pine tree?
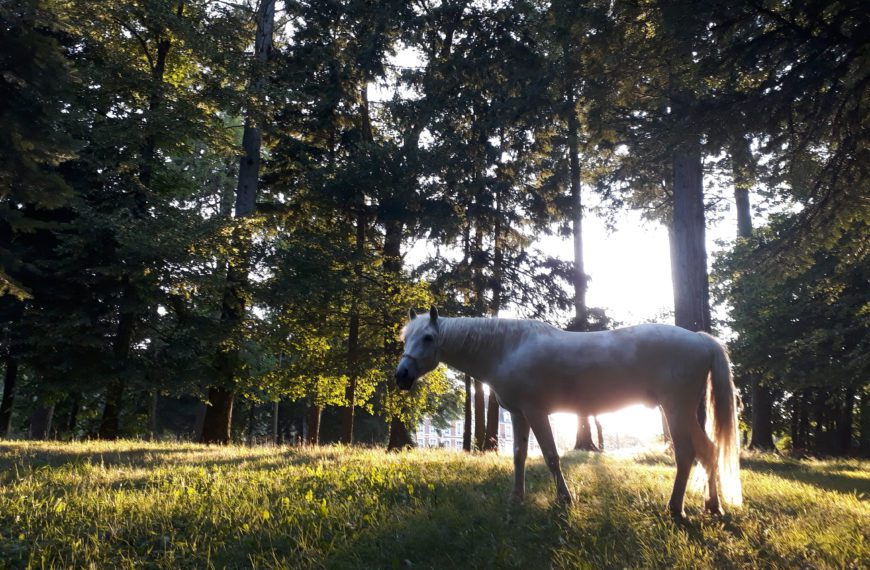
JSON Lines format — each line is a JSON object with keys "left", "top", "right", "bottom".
{"left": 201, "top": 0, "right": 276, "bottom": 444}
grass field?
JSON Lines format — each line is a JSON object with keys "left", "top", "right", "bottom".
{"left": 0, "top": 441, "right": 867, "bottom": 569}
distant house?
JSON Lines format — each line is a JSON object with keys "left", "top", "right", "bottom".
{"left": 417, "top": 408, "right": 555, "bottom": 454}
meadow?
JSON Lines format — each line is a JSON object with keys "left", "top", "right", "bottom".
{"left": 0, "top": 441, "right": 866, "bottom": 569}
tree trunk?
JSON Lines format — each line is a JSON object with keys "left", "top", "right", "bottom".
{"left": 97, "top": 381, "right": 122, "bottom": 440}
{"left": 813, "top": 390, "right": 827, "bottom": 450}
{"left": 483, "top": 391, "right": 500, "bottom": 451}
{"left": 798, "top": 390, "right": 810, "bottom": 449}
{"left": 100, "top": 2, "right": 183, "bottom": 441}
{"left": 66, "top": 392, "right": 80, "bottom": 437}
{"left": 193, "top": 401, "right": 207, "bottom": 440}
{"left": 563, "top": 94, "right": 601, "bottom": 450}
{"left": 595, "top": 417, "right": 604, "bottom": 450}
{"left": 670, "top": 144, "right": 711, "bottom": 334}
{"left": 574, "top": 415, "right": 599, "bottom": 451}
{"left": 340, "top": 79, "right": 372, "bottom": 445}
{"left": 567, "top": 107, "right": 599, "bottom": 452}
{"left": 735, "top": 186, "right": 753, "bottom": 238}
{"left": 305, "top": 403, "right": 320, "bottom": 445}
{"left": 790, "top": 393, "right": 801, "bottom": 448}
{"left": 340, "top": 310, "right": 359, "bottom": 444}
{"left": 99, "top": 292, "right": 136, "bottom": 439}
{"left": 748, "top": 376, "right": 776, "bottom": 451}
{"left": 858, "top": 389, "right": 869, "bottom": 455}
{"left": 482, "top": 161, "right": 504, "bottom": 453}
{"left": 148, "top": 390, "right": 159, "bottom": 441}
{"left": 662, "top": 0, "right": 710, "bottom": 338}
{"left": 473, "top": 379, "right": 485, "bottom": 450}
{"left": 200, "top": 387, "right": 234, "bottom": 444}
{"left": 233, "top": 0, "right": 273, "bottom": 217}
{"left": 839, "top": 386, "right": 855, "bottom": 452}
{"left": 272, "top": 400, "right": 279, "bottom": 445}
{"left": 29, "top": 404, "right": 54, "bottom": 440}
{"left": 732, "top": 138, "right": 755, "bottom": 240}
{"left": 463, "top": 373, "right": 472, "bottom": 452}
{"left": 382, "top": 217, "right": 411, "bottom": 453}
{"left": 668, "top": 144, "right": 711, "bottom": 429}
{"left": 202, "top": 0, "right": 275, "bottom": 444}
{"left": 387, "top": 417, "right": 416, "bottom": 451}
{"left": 0, "top": 356, "right": 18, "bottom": 437}
{"left": 245, "top": 401, "right": 256, "bottom": 446}
{"left": 733, "top": 139, "right": 777, "bottom": 451}
{"left": 277, "top": 400, "right": 295, "bottom": 444}
{"left": 460, "top": 221, "right": 474, "bottom": 455}
{"left": 567, "top": 94, "right": 587, "bottom": 332}
{"left": 202, "top": 340, "right": 239, "bottom": 444}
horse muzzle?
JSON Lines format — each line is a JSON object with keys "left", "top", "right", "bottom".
{"left": 394, "top": 366, "right": 416, "bottom": 390}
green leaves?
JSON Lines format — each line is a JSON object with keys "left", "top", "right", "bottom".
{"left": 714, "top": 215, "right": 869, "bottom": 392}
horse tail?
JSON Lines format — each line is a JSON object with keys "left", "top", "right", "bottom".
{"left": 700, "top": 332, "right": 743, "bottom": 507}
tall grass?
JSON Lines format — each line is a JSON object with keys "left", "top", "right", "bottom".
{"left": 0, "top": 441, "right": 866, "bottom": 569}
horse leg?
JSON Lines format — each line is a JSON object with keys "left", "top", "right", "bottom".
{"left": 688, "top": 418, "right": 722, "bottom": 515}
{"left": 510, "top": 412, "right": 530, "bottom": 502}
{"left": 665, "top": 410, "right": 696, "bottom": 519}
{"left": 525, "top": 410, "right": 573, "bottom": 504}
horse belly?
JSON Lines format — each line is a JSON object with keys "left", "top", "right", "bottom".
{"left": 543, "top": 372, "right": 656, "bottom": 415}
{"left": 498, "top": 334, "right": 666, "bottom": 414}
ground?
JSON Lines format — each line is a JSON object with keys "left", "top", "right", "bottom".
{"left": 0, "top": 441, "right": 867, "bottom": 569}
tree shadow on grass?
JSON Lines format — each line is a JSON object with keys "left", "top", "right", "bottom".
{"left": 741, "top": 455, "right": 870, "bottom": 496}
{"left": 0, "top": 443, "right": 192, "bottom": 470}
{"left": 0, "top": 443, "right": 572, "bottom": 569}
{"left": 0, "top": 442, "right": 327, "bottom": 474}
{"left": 626, "top": 448, "right": 869, "bottom": 496}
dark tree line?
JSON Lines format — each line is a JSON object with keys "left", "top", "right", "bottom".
{"left": 1, "top": 0, "right": 867, "bottom": 454}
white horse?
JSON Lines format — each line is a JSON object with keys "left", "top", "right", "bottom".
{"left": 395, "top": 307, "right": 742, "bottom": 517}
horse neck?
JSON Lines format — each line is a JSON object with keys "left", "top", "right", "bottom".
{"left": 437, "top": 317, "right": 515, "bottom": 381}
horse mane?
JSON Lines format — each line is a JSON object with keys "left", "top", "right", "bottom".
{"left": 438, "top": 317, "right": 559, "bottom": 353}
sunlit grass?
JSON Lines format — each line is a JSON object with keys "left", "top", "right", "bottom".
{"left": 0, "top": 441, "right": 867, "bottom": 569}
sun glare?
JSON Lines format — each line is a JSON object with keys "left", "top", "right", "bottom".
{"left": 549, "top": 405, "right": 664, "bottom": 453}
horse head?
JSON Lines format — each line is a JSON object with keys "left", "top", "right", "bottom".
{"left": 395, "top": 306, "right": 440, "bottom": 390}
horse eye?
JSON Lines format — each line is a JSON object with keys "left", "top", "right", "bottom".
{"left": 422, "top": 334, "right": 434, "bottom": 343}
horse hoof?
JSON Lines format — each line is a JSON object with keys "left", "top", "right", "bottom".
{"left": 669, "top": 508, "right": 686, "bottom": 521}
{"left": 557, "top": 492, "right": 574, "bottom": 506}
{"left": 509, "top": 492, "right": 525, "bottom": 504}
{"left": 705, "top": 501, "right": 724, "bottom": 516}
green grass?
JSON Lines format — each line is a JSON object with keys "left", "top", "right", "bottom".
{"left": 0, "top": 442, "right": 866, "bottom": 569}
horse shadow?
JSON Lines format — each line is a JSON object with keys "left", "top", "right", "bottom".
{"left": 318, "top": 453, "right": 576, "bottom": 569}
{"left": 319, "top": 451, "right": 647, "bottom": 568}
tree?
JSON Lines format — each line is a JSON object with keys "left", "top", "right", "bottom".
{"left": 714, "top": 215, "right": 869, "bottom": 453}
{"left": 1, "top": 0, "right": 254, "bottom": 443}
{"left": 405, "top": 0, "right": 574, "bottom": 452}
{"left": 704, "top": 0, "right": 869, "bottom": 263}
{"left": 730, "top": 137, "right": 775, "bottom": 451}
{"left": 0, "top": 0, "right": 80, "bottom": 437}
{"left": 201, "top": 0, "right": 276, "bottom": 444}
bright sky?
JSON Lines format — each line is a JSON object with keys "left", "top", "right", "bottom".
{"left": 533, "top": 191, "right": 742, "bottom": 326}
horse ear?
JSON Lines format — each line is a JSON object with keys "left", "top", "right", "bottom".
{"left": 429, "top": 305, "right": 439, "bottom": 323}
{"left": 408, "top": 308, "right": 417, "bottom": 321}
